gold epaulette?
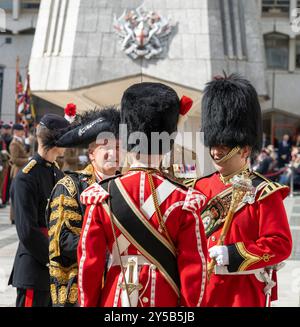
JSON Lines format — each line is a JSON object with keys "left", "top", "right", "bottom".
{"left": 56, "top": 175, "right": 77, "bottom": 197}
{"left": 22, "top": 159, "right": 37, "bottom": 174}
{"left": 183, "top": 178, "right": 197, "bottom": 188}
{"left": 258, "top": 181, "right": 289, "bottom": 201}
{"left": 76, "top": 164, "right": 95, "bottom": 185}
{"left": 76, "top": 163, "right": 94, "bottom": 176}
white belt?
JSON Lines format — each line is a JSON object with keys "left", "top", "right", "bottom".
{"left": 108, "top": 254, "right": 151, "bottom": 269}
{"left": 215, "top": 266, "right": 264, "bottom": 276}
{"left": 109, "top": 255, "right": 153, "bottom": 307}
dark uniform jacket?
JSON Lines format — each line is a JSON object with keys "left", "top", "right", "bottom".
{"left": 9, "top": 153, "right": 64, "bottom": 291}
{"left": 46, "top": 164, "right": 95, "bottom": 306}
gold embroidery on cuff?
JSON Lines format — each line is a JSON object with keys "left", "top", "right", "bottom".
{"left": 235, "top": 242, "right": 262, "bottom": 271}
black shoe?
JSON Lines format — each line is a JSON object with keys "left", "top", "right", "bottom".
{"left": 11, "top": 220, "right": 15, "bottom": 225}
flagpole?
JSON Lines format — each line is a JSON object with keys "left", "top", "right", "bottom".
{"left": 15, "top": 56, "right": 20, "bottom": 123}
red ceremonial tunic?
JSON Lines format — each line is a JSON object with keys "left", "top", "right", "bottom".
{"left": 77, "top": 170, "right": 208, "bottom": 307}
{"left": 195, "top": 172, "right": 292, "bottom": 307}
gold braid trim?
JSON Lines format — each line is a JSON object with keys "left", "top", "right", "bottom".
{"left": 213, "top": 146, "right": 241, "bottom": 165}
{"left": 235, "top": 242, "right": 262, "bottom": 271}
{"left": 49, "top": 262, "right": 78, "bottom": 284}
{"left": 57, "top": 176, "right": 77, "bottom": 197}
{"left": 49, "top": 194, "right": 65, "bottom": 258}
{"left": 49, "top": 210, "right": 81, "bottom": 222}
{"left": 50, "top": 196, "right": 78, "bottom": 209}
{"left": 183, "top": 178, "right": 197, "bottom": 188}
{"left": 219, "top": 162, "right": 249, "bottom": 185}
{"left": 48, "top": 225, "right": 57, "bottom": 237}
{"left": 58, "top": 286, "right": 67, "bottom": 304}
{"left": 68, "top": 283, "right": 78, "bottom": 304}
{"left": 258, "top": 182, "right": 289, "bottom": 202}
{"left": 50, "top": 284, "right": 58, "bottom": 305}
{"left": 77, "top": 163, "right": 94, "bottom": 176}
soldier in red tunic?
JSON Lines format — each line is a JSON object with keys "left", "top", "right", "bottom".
{"left": 193, "top": 74, "right": 292, "bottom": 307}
{"left": 77, "top": 83, "right": 208, "bottom": 307}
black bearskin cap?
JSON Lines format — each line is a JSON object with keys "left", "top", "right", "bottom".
{"left": 56, "top": 106, "right": 120, "bottom": 148}
{"left": 121, "top": 82, "right": 180, "bottom": 154}
{"left": 201, "top": 74, "right": 262, "bottom": 154}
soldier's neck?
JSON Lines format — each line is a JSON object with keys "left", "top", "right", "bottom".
{"left": 37, "top": 147, "right": 57, "bottom": 163}
{"left": 219, "top": 162, "right": 250, "bottom": 185}
{"left": 129, "top": 153, "right": 162, "bottom": 169}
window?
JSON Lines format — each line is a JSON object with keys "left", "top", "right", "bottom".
{"left": 0, "top": 67, "right": 4, "bottom": 117}
{"left": 264, "top": 33, "right": 289, "bottom": 69}
{"left": 262, "top": 0, "right": 290, "bottom": 16}
{"left": 296, "top": 37, "right": 300, "bottom": 69}
{"left": 0, "top": 0, "right": 13, "bottom": 11}
{"left": 21, "top": 0, "right": 40, "bottom": 10}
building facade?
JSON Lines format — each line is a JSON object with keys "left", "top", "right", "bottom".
{"left": 260, "top": 0, "right": 300, "bottom": 145}
{"left": 0, "top": 0, "right": 40, "bottom": 122}
{"left": 3, "top": 1, "right": 300, "bottom": 145}
{"left": 28, "top": 0, "right": 267, "bottom": 175}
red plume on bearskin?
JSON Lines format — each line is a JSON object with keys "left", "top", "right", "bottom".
{"left": 178, "top": 95, "right": 193, "bottom": 127}
{"left": 64, "top": 103, "right": 76, "bottom": 123}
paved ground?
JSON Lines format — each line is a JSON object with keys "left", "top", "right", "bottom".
{"left": 0, "top": 196, "right": 299, "bottom": 307}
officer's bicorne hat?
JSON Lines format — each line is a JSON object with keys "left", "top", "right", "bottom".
{"left": 121, "top": 82, "right": 193, "bottom": 155}
{"left": 55, "top": 107, "right": 120, "bottom": 148}
{"left": 201, "top": 73, "right": 262, "bottom": 161}
{"left": 39, "top": 114, "right": 70, "bottom": 150}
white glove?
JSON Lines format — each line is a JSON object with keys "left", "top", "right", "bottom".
{"left": 208, "top": 245, "right": 229, "bottom": 266}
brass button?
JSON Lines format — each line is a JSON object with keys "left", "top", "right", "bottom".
{"left": 142, "top": 297, "right": 149, "bottom": 303}
{"left": 211, "top": 236, "right": 216, "bottom": 242}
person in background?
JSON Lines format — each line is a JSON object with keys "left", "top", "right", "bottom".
{"left": 9, "top": 124, "right": 29, "bottom": 223}
{"left": 0, "top": 124, "right": 12, "bottom": 206}
{"left": 278, "top": 134, "right": 291, "bottom": 168}
{"left": 9, "top": 124, "right": 29, "bottom": 179}
{"left": 46, "top": 107, "right": 120, "bottom": 307}
{"left": 8, "top": 114, "right": 70, "bottom": 307}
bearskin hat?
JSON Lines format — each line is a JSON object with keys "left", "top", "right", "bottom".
{"left": 121, "top": 82, "right": 180, "bottom": 155}
{"left": 201, "top": 74, "right": 262, "bottom": 154}
{"left": 56, "top": 106, "right": 120, "bottom": 148}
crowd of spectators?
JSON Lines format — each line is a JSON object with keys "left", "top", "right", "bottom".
{"left": 0, "top": 122, "right": 89, "bottom": 210}
{"left": 253, "top": 133, "right": 300, "bottom": 191}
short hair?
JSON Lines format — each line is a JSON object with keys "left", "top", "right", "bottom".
{"left": 36, "top": 124, "right": 59, "bottom": 150}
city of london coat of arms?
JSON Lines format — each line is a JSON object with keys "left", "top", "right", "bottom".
{"left": 113, "top": 5, "right": 174, "bottom": 59}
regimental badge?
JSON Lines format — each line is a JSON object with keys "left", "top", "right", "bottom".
{"left": 201, "top": 195, "right": 231, "bottom": 237}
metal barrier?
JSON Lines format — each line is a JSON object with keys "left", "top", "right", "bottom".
{"left": 289, "top": 166, "right": 294, "bottom": 197}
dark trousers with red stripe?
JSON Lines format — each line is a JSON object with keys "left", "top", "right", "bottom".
{"left": 16, "top": 288, "right": 51, "bottom": 307}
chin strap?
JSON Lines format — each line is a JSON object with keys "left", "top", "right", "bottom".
{"left": 211, "top": 146, "right": 241, "bottom": 165}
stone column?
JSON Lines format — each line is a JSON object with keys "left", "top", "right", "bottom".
{"left": 289, "top": 37, "right": 296, "bottom": 72}
{"left": 12, "top": 0, "right": 20, "bottom": 20}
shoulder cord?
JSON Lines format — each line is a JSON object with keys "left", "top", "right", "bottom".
{"left": 107, "top": 180, "right": 132, "bottom": 307}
